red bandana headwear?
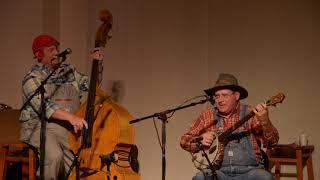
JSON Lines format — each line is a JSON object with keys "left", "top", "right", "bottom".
{"left": 32, "top": 35, "right": 60, "bottom": 59}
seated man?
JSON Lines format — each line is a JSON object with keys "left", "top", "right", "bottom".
{"left": 180, "top": 73, "right": 279, "bottom": 180}
{"left": 19, "top": 34, "right": 103, "bottom": 179}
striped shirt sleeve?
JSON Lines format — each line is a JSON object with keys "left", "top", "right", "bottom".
{"left": 22, "top": 73, "right": 60, "bottom": 119}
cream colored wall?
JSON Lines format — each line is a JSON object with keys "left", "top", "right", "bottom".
{"left": 0, "top": 0, "right": 42, "bottom": 108}
{"left": 0, "top": 0, "right": 319, "bottom": 179}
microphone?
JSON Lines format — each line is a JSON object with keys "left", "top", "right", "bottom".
{"left": 204, "top": 88, "right": 215, "bottom": 106}
{"left": 206, "top": 95, "right": 215, "bottom": 106}
{"left": 57, "top": 48, "right": 72, "bottom": 57}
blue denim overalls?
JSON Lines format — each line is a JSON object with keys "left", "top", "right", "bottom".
{"left": 192, "top": 105, "right": 273, "bottom": 180}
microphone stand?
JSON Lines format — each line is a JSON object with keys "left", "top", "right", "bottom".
{"left": 130, "top": 96, "right": 214, "bottom": 180}
{"left": 196, "top": 142, "right": 217, "bottom": 180}
{"left": 20, "top": 56, "right": 68, "bottom": 180}
{"left": 64, "top": 148, "right": 81, "bottom": 180}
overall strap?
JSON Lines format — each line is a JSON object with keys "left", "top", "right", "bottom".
{"left": 240, "top": 104, "right": 249, "bottom": 129}
{"left": 240, "top": 104, "right": 248, "bottom": 119}
{"left": 214, "top": 109, "right": 222, "bottom": 128}
{"left": 225, "top": 104, "right": 250, "bottom": 142}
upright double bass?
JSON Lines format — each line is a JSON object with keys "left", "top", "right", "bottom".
{"left": 68, "top": 9, "right": 140, "bottom": 180}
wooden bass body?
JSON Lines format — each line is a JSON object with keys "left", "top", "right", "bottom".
{"left": 68, "top": 88, "right": 140, "bottom": 179}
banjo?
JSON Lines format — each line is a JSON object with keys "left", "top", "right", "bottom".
{"left": 191, "top": 92, "right": 285, "bottom": 170}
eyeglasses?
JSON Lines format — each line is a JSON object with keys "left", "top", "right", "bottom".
{"left": 213, "top": 92, "right": 234, "bottom": 100}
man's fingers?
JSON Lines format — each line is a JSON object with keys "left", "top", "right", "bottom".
{"left": 83, "top": 120, "right": 88, "bottom": 129}
{"left": 262, "top": 103, "right": 267, "bottom": 108}
{"left": 79, "top": 123, "right": 83, "bottom": 130}
{"left": 202, "top": 138, "right": 213, "bottom": 146}
{"left": 73, "top": 126, "right": 78, "bottom": 133}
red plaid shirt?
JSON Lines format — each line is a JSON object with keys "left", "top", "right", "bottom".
{"left": 180, "top": 103, "right": 279, "bottom": 163}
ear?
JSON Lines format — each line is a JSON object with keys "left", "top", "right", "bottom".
{"left": 234, "top": 91, "right": 240, "bottom": 101}
{"left": 35, "top": 50, "right": 44, "bottom": 60}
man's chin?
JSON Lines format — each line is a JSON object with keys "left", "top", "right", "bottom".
{"left": 218, "top": 108, "right": 230, "bottom": 115}
{"left": 217, "top": 106, "right": 226, "bottom": 112}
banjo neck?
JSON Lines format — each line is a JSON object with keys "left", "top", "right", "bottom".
{"left": 217, "top": 92, "right": 285, "bottom": 144}
{"left": 218, "top": 111, "right": 255, "bottom": 143}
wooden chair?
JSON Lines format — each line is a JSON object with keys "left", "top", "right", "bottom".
{"left": 267, "top": 144, "right": 314, "bottom": 180}
{"left": 0, "top": 104, "right": 37, "bottom": 180}
{"left": 0, "top": 143, "right": 37, "bottom": 180}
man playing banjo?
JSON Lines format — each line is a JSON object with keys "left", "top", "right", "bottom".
{"left": 180, "top": 73, "right": 279, "bottom": 180}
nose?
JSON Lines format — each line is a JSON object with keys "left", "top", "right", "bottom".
{"left": 215, "top": 96, "right": 224, "bottom": 102}
{"left": 53, "top": 49, "right": 59, "bottom": 55}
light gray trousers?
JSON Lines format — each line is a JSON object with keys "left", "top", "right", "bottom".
{"left": 28, "top": 121, "right": 74, "bottom": 180}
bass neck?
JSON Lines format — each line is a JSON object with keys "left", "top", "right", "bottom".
{"left": 81, "top": 59, "right": 100, "bottom": 148}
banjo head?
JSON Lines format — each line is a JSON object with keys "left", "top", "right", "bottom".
{"left": 191, "top": 131, "right": 224, "bottom": 170}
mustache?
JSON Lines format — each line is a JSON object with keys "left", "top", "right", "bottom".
{"left": 50, "top": 57, "right": 58, "bottom": 62}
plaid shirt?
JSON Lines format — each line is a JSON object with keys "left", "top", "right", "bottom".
{"left": 180, "top": 103, "right": 279, "bottom": 163}
{"left": 20, "top": 62, "right": 89, "bottom": 123}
